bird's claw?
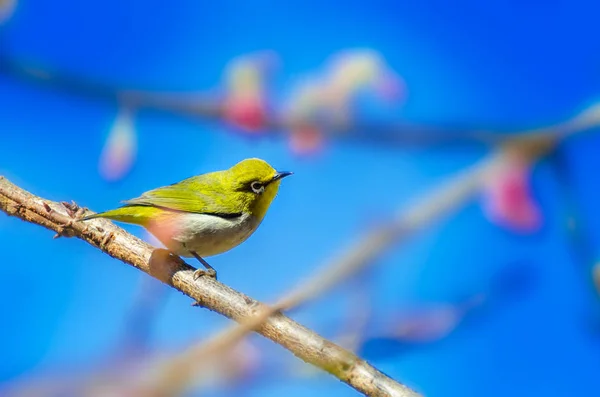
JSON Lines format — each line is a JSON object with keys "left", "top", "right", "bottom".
{"left": 193, "top": 268, "right": 217, "bottom": 280}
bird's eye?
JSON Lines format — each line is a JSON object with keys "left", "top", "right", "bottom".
{"left": 250, "top": 181, "right": 265, "bottom": 194}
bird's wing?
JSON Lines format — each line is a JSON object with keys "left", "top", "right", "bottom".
{"left": 122, "top": 174, "right": 243, "bottom": 218}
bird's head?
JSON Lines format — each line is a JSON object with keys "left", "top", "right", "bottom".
{"left": 227, "top": 158, "right": 292, "bottom": 220}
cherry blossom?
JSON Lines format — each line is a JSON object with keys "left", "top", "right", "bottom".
{"left": 483, "top": 156, "right": 541, "bottom": 232}
{"left": 222, "top": 52, "right": 277, "bottom": 133}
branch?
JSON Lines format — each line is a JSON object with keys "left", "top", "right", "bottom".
{"left": 159, "top": 104, "right": 600, "bottom": 384}
{"left": 0, "top": 177, "right": 421, "bottom": 397}
{"left": 0, "top": 56, "right": 544, "bottom": 149}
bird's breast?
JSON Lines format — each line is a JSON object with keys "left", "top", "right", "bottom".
{"left": 148, "top": 211, "right": 260, "bottom": 257}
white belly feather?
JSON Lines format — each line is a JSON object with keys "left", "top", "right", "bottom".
{"left": 150, "top": 212, "right": 260, "bottom": 257}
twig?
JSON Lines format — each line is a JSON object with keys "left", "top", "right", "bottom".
{"left": 0, "top": 55, "right": 556, "bottom": 149}
{"left": 0, "top": 177, "right": 421, "bottom": 397}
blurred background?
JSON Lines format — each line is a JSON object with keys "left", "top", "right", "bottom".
{"left": 2, "top": 1, "right": 600, "bottom": 396}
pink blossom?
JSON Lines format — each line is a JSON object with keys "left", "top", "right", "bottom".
{"left": 222, "top": 52, "right": 277, "bottom": 133}
{"left": 483, "top": 157, "right": 541, "bottom": 232}
{"left": 282, "top": 49, "right": 406, "bottom": 156}
{"left": 223, "top": 94, "right": 267, "bottom": 133}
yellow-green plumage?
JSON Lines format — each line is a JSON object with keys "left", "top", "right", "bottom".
{"left": 82, "top": 158, "right": 291, "bottom": 261}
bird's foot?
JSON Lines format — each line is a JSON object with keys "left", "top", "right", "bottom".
{"left": 185, "top": 247, "right": 218, "bottom": 281}
{"left": 193, "top": 268, "right": 217, "bottom": 280}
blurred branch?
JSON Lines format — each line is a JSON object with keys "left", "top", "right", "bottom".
{"left": 0, "top": 56, "right": 554, "bottom": 149}
{"left": 0, "top": 177, "right": 420, "bottom": 397}
{"left": 157, "top": 104, "right": 600, "bottom": 385}
{"left": 151, "top": 152, "right": 505, "bottom": 391}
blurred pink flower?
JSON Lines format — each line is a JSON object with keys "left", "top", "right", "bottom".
{"left": 222, "top": 51, "right": 278, "bottom": 133}
{"left": 223, "top": 94, "right": 267, "bottom": 133}
{"left": 99, "top": 108, "right": 137, "bottom": 182}
{"left": 483, "top": 156, "right": 541, "bottom": 232}
{"left": 286, "top": 50, "right": 404, "bottom": 127}
{"left": 325, "top": 49, "right": 405, "bottom": 105}
{"left": 282, "top": 49, "right": 406, "bottom": 155}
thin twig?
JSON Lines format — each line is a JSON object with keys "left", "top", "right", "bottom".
{"left": 0, "top": 177, "right": 421, "bottom": 397}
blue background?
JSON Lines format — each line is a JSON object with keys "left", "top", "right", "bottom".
{"left": 2, "top": 1, "right": 600, "bottom": 396}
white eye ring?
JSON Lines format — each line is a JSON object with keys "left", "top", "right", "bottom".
{"left": 251, "top": 181, "right": 265, "bottom": 194}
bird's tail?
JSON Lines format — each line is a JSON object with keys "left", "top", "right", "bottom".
{"left": 80, "top": 206, "right": 158, "bottom": 226}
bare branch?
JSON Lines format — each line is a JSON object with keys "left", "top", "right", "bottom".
{"left": 0, "top": 177, "right": 421, "bottom": 397}
{"left": 0, "top": 56, "right": 554, "bottom": 149}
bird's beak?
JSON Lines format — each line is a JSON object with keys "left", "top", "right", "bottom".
{"left": 272, "top": 171, "right": 293, "bottom": 182}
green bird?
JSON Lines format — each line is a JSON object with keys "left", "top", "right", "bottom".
{"left": 81, "top": 158, "right": 292, "bottom": 279}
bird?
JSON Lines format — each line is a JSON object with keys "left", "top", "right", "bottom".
{"left": 80, "top": 158, "right": 292, "bottom": 279}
